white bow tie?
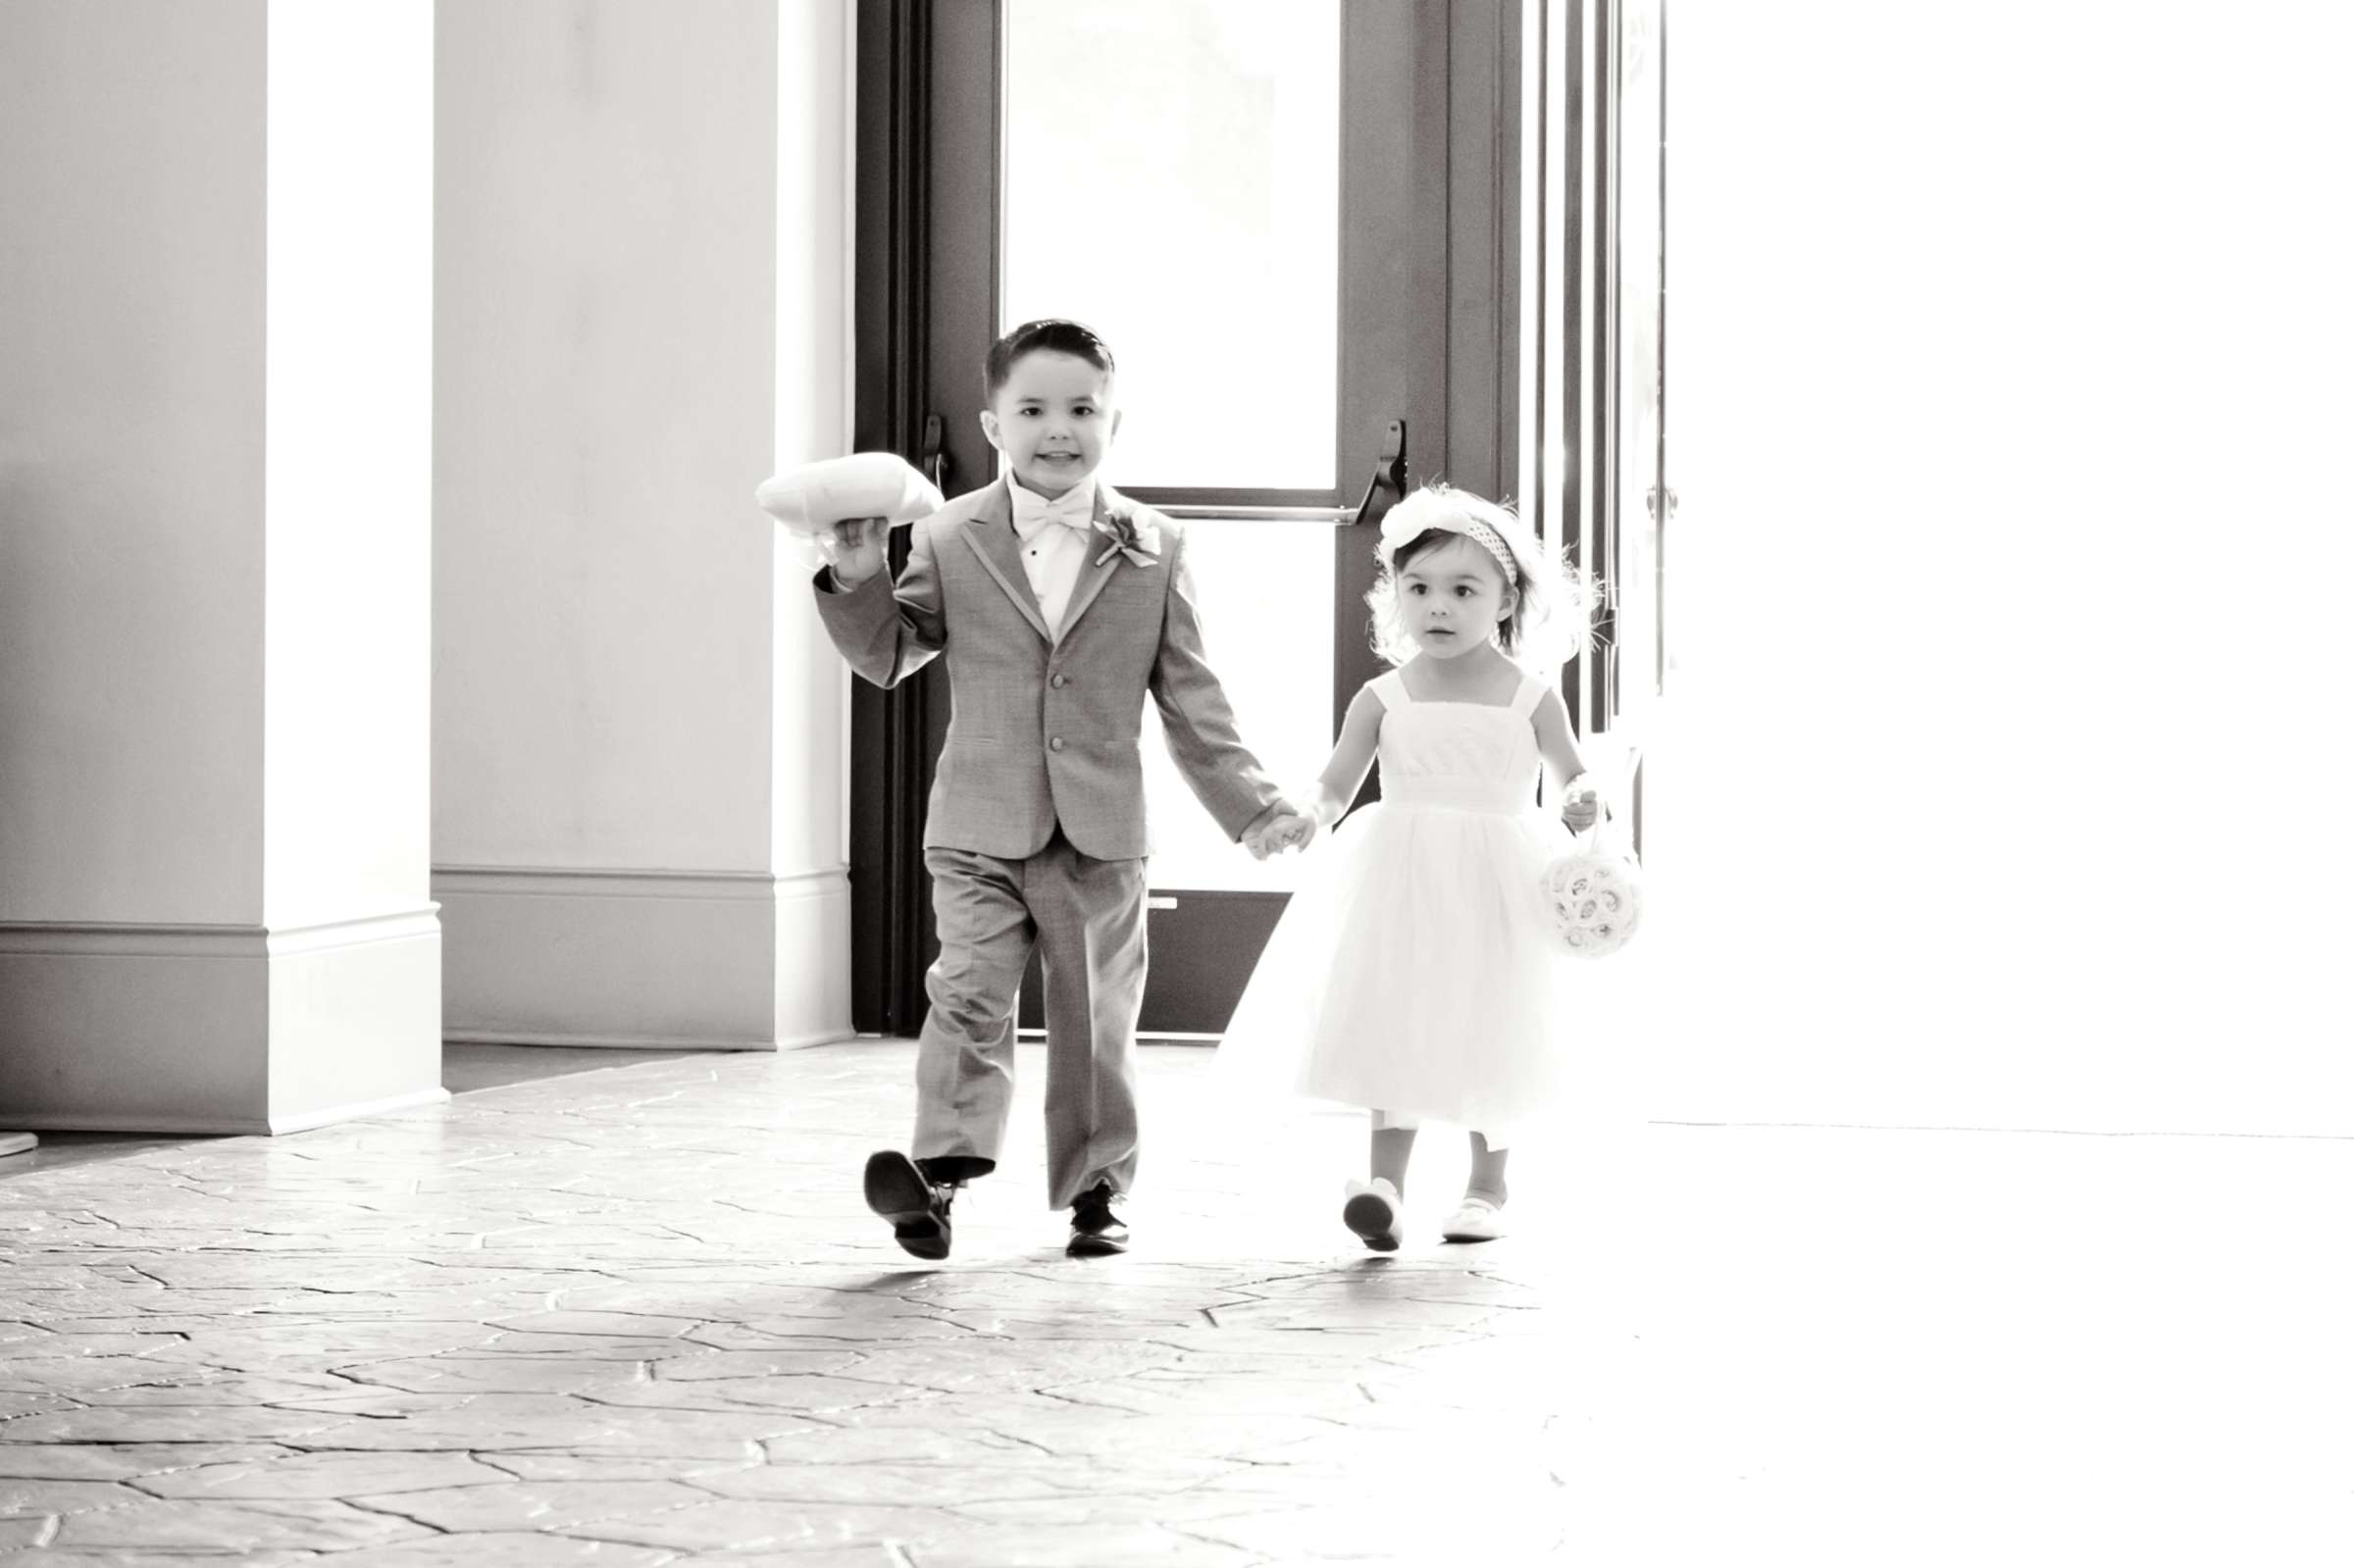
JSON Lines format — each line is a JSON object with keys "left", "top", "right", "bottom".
{"left": 1011, "top": 481, "right": 1097, "bottom": 537}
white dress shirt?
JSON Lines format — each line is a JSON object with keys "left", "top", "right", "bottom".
{"left": 1008, "top": 477, "right": 1097, "bottom": 636}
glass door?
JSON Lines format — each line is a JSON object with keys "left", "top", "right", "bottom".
{"left": 1000, "top": 1, "right": 1346, "bottom": 1035}
{"left": 853, "top": 0, "right": 1512, "bottom": 1037}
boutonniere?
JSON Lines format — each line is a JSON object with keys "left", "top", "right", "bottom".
{"left": 1091, "top": 510, "right": 1161, "bottom": 570}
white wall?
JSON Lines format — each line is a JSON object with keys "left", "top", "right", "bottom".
{"left": 435, "top": 0, "right": 780, "bottom": 875}
{"left": 434, "top": 0, "right": 854, "bottom": 1049}
{"left": 0, "top": 1, "right": 268, "bottom": 926}
{"left": 1644, "top": 2, "right": 2354, "bottom": 1133}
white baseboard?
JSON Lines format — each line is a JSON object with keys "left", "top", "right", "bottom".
{"left": 268, "top": 1084, "right": 451, "bottom": 1135}
{"left": 0, "top": 1111, "right": 281, "bottom": 1136}
{"left": 775, "top": 1026, "right": 858, "bottom": 1051}
{"left": 443, "top": 1027, "right": 854, "bottom": 1051}
{"left": 434, "top": 864, "right": 851, "bottom": 1051}
{"left": 442, "top": 1028, "right": 776, "bottom": 1050}
{"left": 267, "top": 911, "right": 443, "bottom": 1127}
{"left": 2, "top": 1086, "right": 453, "bottom": 1138}
{"left": 0, "top": 909, "right": 442, "bottom": 1134}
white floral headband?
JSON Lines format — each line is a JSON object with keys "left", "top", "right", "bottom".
{"left": 1446, "top": 516, "right": 1520, "bottom": 587}
{"left": 1377, "top": 488, "right": 1542, "bottom": 595}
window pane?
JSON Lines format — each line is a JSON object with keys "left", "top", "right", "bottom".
{"left": 1002, "top": 0, "right": 1340, "bottom": 491}
{"left": 1137, "top": 518, "right": 1334, "bottom": 890}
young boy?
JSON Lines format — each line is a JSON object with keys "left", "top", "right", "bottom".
{"left": 813, "top": 319, "right": 1311, "bottom": 1259}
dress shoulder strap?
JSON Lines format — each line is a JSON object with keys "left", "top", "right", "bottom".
{"left": 1368, "top": 671, "right": 1411, "bottom": 710}
{"left": 1509, "top": 672, "right": 1548, "bottom": 719}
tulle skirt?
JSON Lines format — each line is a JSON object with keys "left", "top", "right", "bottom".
{"left": 1215, "top": 799, "right": 1586, "bottom": 1139}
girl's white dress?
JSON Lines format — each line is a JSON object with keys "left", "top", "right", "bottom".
{"left": 1216, "top": 668, "right": 1578, "bottom": 1141}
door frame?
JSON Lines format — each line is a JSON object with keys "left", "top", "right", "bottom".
{"left": 1522, "top": 0, "right": 1665, "bottom": 841}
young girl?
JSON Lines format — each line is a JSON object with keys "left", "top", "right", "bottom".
{"left": 1218, "top": 484, "right": 1599, "bottom": 1249}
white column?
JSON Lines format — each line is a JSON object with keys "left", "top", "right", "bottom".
{"left": 433, "top": 0, "right": 853, "bottom": 1050}
{"left": 0, "top": 0, "right": 442, "bottom": 1134}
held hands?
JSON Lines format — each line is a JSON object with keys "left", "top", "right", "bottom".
{"left": 1244, "top": 807, "right": 1318, "bottom": 861}
{"left": 817, "top": 516, "right": 890, "bottom": 587}
{"left": 1561, "top": 784, "right": 1601, "bottom": 834}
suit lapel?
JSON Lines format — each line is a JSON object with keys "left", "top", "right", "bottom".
{"left": 1053, "top": 484, "right": 1129, "bottom": 644}
{"left": 959, "top": 480, "right": 1053, "bottom": 642}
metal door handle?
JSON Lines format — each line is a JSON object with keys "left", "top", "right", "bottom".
{"left": 1349, "top": 418, "right": 1409, "bottom": 530}
{"left": 921, "top": 413, "right": 950, "bottom": 493}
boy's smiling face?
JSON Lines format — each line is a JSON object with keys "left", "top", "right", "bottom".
{"left": 979, "top": 350, "right": 1120, "bottom": 499}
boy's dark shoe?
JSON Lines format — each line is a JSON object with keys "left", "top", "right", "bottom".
{"left": 1066, "top": 1181, "right": 1130, "bottom": 1257}
{"left": 864, "top": 1149, "right": 954, "bottom": 1261}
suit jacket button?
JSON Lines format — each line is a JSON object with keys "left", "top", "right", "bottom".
{"left": 1049, "top": 736, "right": 1065, "bottom": 752}
{"left": 1051, "top": 673, "right": 1067, "bottom": 688}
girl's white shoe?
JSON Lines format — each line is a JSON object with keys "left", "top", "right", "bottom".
{"left": 1342, "top": 1178, "right": 1406, "bottom": 1252}
{"left": 1440, "top": 1197, "right": 1508, "bottom": 1243}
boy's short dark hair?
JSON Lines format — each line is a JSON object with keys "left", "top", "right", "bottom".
{"left": 984, "top": 318, "right": 1116, "bottom": 399}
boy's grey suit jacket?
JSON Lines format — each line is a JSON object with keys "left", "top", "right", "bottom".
{"left": 814, "top": 478, "right": 1282, "bottom": 862}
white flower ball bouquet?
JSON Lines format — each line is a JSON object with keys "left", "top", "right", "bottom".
{"left": 1540, "top": 806, "right": 1643, "bottom": 959}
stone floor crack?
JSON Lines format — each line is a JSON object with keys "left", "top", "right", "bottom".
{"left": 333, "top": 1494, "right": 456, "bottom": 1536}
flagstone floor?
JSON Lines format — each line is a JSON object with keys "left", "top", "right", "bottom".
{"left": 4, "top": 1041, "right": 2350, "bottom": 1566}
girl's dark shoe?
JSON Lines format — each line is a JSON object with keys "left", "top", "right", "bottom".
{"left": 1067, "top": 1181, "right": 1130, "bottom": 1256}
{"left": 864, "top": 1149, "right": 954, "bottom": 1260}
